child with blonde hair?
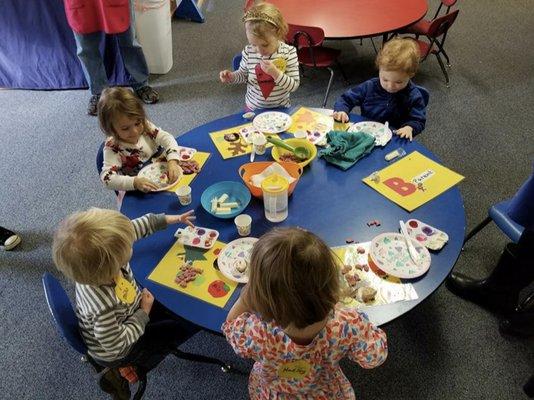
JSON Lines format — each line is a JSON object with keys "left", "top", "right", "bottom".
{"left": 223, "top": 227, "right": 387, "bottom": 399}
{"left": 333, "top": 37, "right": 427, "bottom": 141}
{"left": 98, "top": 87, "right": 182, "bottom": 193}
{"left": 219, "top": 2, "right": 300, "bottom": 110}
{"left": 53, "top": 208, "right": 198, "bottom": 398}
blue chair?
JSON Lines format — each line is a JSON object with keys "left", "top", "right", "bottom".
{"left": 232, "top": 54, "right": 242, "bottom": 71}
{"left": 416, "top": 85, "right": 430, "bottom": 107}
{"left": 96, "top": 142, "right": 104, "bottom": 176}
{"left": 463, "top": 200, "right": 525, "bottom": 245}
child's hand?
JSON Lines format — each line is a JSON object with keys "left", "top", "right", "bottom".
{"left": 219, "top": 70, "right": 234, "bottom": 83}
{"left": 259, "top": 60, "right": 281, "bottom": 79}
{"left": 140, "top": 288, "right": 154, "bottom": 315}
{"left": 395, "top": 126, "right": 414, "bottom": 141}
{"left": 333, "top": 111, "right": 349, "bottom": 123}
{"left": 165, "top": 210, "right": 196, "bottom": 228}
{"left": 167, "top": 160, "right": 181, "bottom": 183}
{"left": 134, "top": 177, "right": 159, "bottom": 193}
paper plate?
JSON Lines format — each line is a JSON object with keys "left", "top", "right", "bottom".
{"left": 348, "top": 121, "right": 392, "bottom": 146}
{"left": 369, "top": 233, "right": 431, "bottom": 279}
{"left": 305, "top": 120, "right": 333, "bottom": 145}
{"left": 217, "top": 237, "right": 258, "bottom": 283}
{"left": 239, "top": 126, "right": 262, "bottom": 144}
{"left": 253, "top": 112, "right": 292, "bottom": 134}
{"left": 137, "top": 161, "right": 183, "bottom": 192}
{"left": 177, "top": 146, "right": 197, "bottom": 161}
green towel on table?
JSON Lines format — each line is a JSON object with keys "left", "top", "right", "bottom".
{"left": 318, "top": 130, "right": 375, "bottom": 170}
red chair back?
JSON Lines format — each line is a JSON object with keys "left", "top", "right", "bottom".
{"left": 442, "top": 0, "right": 457, "bottom": 7}
{"left": 287, "top": 24, "right": 325, "bottom": 48}
{"left": 427, "top": 9, "right": 459, "bottom": 39}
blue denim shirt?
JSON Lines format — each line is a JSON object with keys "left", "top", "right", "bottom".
{"left": 333, "top": 78, "right": 427, "bottom": 135}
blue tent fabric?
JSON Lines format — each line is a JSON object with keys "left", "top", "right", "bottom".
{"left": 0, "top": 0, "right": 129, "bottom": 90}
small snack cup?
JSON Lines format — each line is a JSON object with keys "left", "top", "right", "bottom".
{"left": 234, "top": 214, "right": 252, "bottom": 236}
{"left": 175, "top": 185, "right": 192, "bottom": 206}
{"left": 252, "top": 134, "right": 267, "bottom": 155}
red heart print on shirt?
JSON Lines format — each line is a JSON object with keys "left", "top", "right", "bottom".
{"left": 255, "top": 63, "right": 275, "bottom": 99}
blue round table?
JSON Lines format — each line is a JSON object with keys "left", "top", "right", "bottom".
{"left": 121, "top": 109, "right": 466, "bottom": 332}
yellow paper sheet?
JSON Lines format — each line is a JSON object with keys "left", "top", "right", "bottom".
{"left": 287, "top": 107, "right": 334, "bottom": 135}
{"left": 147, "top": 240, "right": 238, "bottom": 308}
{"left": 209, "top": 123, "right": 274, "bottom": 159}
{"left": 167, "top": 151, "right": 210, "bottom": 192}
{"left": 362, "top": 151, "right": 464, "bottom": 212}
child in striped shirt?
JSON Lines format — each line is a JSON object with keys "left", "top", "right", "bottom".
{"left": 219, "top": 2, "right": 300, "bottom": 110}
{"left": 53, "top": 208, "right": 197, "bottom": 397}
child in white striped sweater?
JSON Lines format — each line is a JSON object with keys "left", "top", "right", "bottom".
{"left": 219, "top": 2, "right": 299, "bottom": 110}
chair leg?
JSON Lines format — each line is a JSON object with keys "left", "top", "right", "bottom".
{"left": 441, "top": 48, "right": 451, "bottom": 67}
{"left": 172, "top": 349, "right": 232, "bottom": 372}
{"left": 132, "top": 376, "right": 147, "bottom": 400}
{"left": 435, "top": 53, "right": 450, "bottom": 87}
{"left": 370, "top": 37, "right": 378, "bottom": 54}
{"left": 463, "top": 216, "right": 492, "bottom": 246}
{"left": 336, "top": 60, "right": 349, "bottom": 84}
{"left": 322, "top": 67, "right": 335, "bottom": 108}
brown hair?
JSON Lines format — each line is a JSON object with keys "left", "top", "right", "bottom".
{"left": 97, "top": 87, "right": 148, "bottom": 140}
{"left": 376, "top": 37, "right": 420, "bottom": 76}
{"left": 52, "top": 208, "right": 136, "bottom": 286}
{"left": 243, "top": 2, "right": 288, "bottom": 41}
{"left": 243, "top": 227, "right": 340, "bottom": 329}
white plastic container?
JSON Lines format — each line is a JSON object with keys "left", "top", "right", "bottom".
{"left": 134, "top": 0, "right": 173, "bottom": 74}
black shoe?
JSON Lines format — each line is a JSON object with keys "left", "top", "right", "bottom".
{"left": 499, "top": 310, "right": 534, "bottom": 337}
{"left": 135, "top": 85, "right": 159, "bottom": 104}
{"left": 0, "top": 226, "right": 21, "bottom": 251}
{"left": 99, "top": 368, "right": 131, "bottom": 400}
{"left": 88, "top": 94, "right": 101, "bottom": 116}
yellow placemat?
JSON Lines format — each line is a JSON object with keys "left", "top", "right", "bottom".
{"left": 147, "top": 240, "right": 237, "bottom": 308}
{"left": 167, "top": 151, "right": 210, "bottom": 192}
{"left": 209, "top": 123, "right": 274, "bottom": 159}
{"left": 362, "top": 151, "right": 464, "bottom": 212}
{"left": 287, "top": 107, "right": 334, "bottom": 135}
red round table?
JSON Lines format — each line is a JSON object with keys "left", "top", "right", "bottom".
{"left": 270, "top": 0, "right": 428, "bottom": 40}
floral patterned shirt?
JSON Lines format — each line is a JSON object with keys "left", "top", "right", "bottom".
{"left": 100, "top": 121, "right": 180, "bottom": 191}
{"left": 222, "top": 304, "right": 387, "bottom": 400}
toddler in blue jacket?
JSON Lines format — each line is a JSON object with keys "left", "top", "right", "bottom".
{"left": 333, "top": 38, "right": 426, "bottom": 141}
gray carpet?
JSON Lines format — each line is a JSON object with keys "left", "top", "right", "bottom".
{"left": 1, "top": 0, "right": 533, "bottom": 398}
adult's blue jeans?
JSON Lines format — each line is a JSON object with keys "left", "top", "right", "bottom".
{"left": 73, "top": 25, "right": 149, "bottom": 95}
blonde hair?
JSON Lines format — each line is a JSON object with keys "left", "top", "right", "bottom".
{"left": 243, "top": 2, "right": 288, "bottom": 41}
{"left": 97, "top": 87, "right": 148, "bottom": 140}
{"left": 52, "top": 208, "right": 136, "bottom": 286}
{"left": 243, "top": 227, "right": 340, "bottom": 329}
{"left": 376, "top": 37, "right": 420, "bottom": 76}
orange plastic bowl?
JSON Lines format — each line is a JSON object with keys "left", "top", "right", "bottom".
{"left": 238, "top": 161, "right": 303, "bottom": 198}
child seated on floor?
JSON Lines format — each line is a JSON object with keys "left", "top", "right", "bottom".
{"left": 98, "top": 87, "right": 182, "bottom": 193}
{"left": 219, "top": 2, "right": 300, "bottom": 111}
{"left": 223, "top": 227, "right": 387, "bottom": 400}
{"left": 53, "top": 208, "right": 198, "bottom": 398}
{"left": 333, "top": 37, "right": 427, "bottom": 141}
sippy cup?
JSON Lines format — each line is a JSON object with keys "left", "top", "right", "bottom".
{"left": 261, "top": 174, "right": 289, "bottom": 223}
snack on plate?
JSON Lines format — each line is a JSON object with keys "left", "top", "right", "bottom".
{"left": 355, "top": 286, "right": 377, "bottom": 303}
{"left": 178, "top": 159, "right": 200, "bottom": 175}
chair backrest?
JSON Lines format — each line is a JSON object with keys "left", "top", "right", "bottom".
{"left": 96, "top": 141, "right": 104, "bottom": 175}
{"left": 434, "top": 0, "right": 458, "bottom": 19}
{"left": 416, "top": 85, "right": 430, "bottom": 107}
{"left": 427, "top": 9, "right": 459, "bottom": 39}
{"left": 42, "top": 272, "right": 87, "bottom": 355}
{"left": 287, "top": 23, "right": 325, "bottom": 48}
{"left": 232, "top": 53, "right": 242, "bottom": 71}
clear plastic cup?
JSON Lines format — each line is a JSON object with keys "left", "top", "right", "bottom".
{"left": 252, "top": 134, "right": 267, "bottom": 155}
{"left": 234, "top": 214, "right": 252, "bottom": 236}
{"left": 175, "top": 185, "right": 192, "bottom": 205}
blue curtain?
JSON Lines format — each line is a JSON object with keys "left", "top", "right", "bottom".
{"left": 0, "top": 0, "right": 129, "bottom": 89}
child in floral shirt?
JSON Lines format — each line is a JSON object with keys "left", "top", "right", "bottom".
{"left": 223, "top": 227, "right": 387, "bottom": 399}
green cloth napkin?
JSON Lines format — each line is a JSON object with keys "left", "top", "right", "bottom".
{"left": 318, "top": 130, "right": 375, "bottom": 170}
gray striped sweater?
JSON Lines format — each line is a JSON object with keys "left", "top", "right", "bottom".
{"left": 75, "top": 213, "right": 167, "bottom": 362}
{"left": 233, "top": 41, "right": 300, "bottom": 110}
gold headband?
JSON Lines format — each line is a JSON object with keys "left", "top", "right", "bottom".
{"left": 242, "top": 10, "right": 278, "bottom": 29}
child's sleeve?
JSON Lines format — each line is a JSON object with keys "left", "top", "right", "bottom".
{"left": 93, "top": 307, "right": 150, "bottom": 360}
{"left": 333, "top": 84, "right": 366, "bottom": 114}
{"left": 274, "top": 46, "right": 300, "bottom": 93}
{"left": 232, "top": 48, "right": 249, "bottom": 84}
{"left": 100, "top": 140, "right": 136, "bottom": 191}
{"left": 221, "top": 312, "right": 265, "bottom": 360}
{"left": 403, "top": 91, "right": 427, "bottom": 136}
{"left": 146, "top": 121, "right": 181, "bottom": 162}
{"left": 131, "top": 213, "right": 167, "bottom": 240}
{"left": 344, "top": 311, "right": 388, "bottom": 369}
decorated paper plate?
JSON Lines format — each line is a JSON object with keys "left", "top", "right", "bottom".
{"left": 174, "top": 226, "right": 219, "bottom": 249}
{"left": 348, "top": 121, "right": 392, "bottom": 146}
{"left": 137, "top": 161, "right": 182, "bottom": 192}
{"left": 177, "top": 146, "right": 197, "bottom": 161}
{"left": 305, "top": 121, "right": 333, "bottom": 145}
{"left": 217, "top": 237, "right": 258, "bottom": 283}
{"left": 239, "top": 126, "right": 262, "bottom": 144}
{"left": 369, "top": 233, "right": 431, "bottom": 279}
{"left": 253, "top": 112, "right": 292, "bottom": 134}
{"left": 405, "top": 219, "right": 449, "bottom": 251}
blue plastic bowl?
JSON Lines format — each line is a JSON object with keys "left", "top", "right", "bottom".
{"left": 200, "top": 181, "right": 251, "bottom": 219}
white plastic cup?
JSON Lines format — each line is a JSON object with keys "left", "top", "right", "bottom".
{"left": 175, "top": 185, "right": 192, "bottom": 205}
{"left": 234, "top": 214, "right": 252, "bottom": 236}
{"left": 293, "top": 131, "right": 307, "bottom": 139}
{"left": 252, "top": 134, "right": 267, "bottom": 155}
